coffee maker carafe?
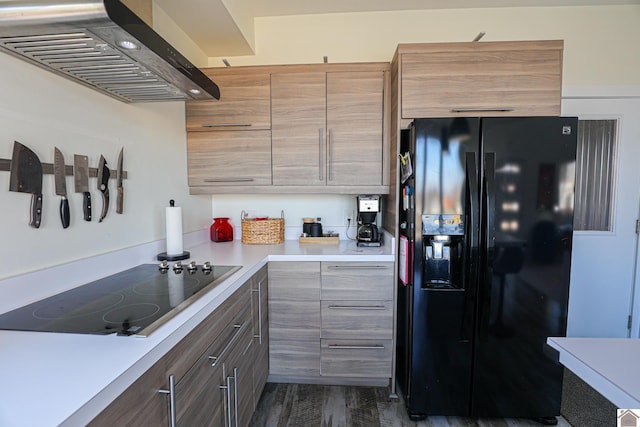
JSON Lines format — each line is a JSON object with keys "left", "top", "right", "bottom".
{"left": 357, "top": 195, "right": 382, "bottom": 247}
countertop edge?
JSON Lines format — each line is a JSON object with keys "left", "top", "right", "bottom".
{"left": 547, "top": 337, "right": 640, "bottom": 409}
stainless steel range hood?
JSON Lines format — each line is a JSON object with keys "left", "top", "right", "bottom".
{"left": 0, "top": 0, "right": 220, "bottom": 103}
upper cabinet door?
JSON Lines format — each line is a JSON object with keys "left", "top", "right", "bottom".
{"left": 327, "top": 71, "right": 384, "bottom": 186}
{"left": 271, "top": 72, "right": 327, "bottom": 186}
{"left": 400, "top": 41, "right": 563, "bottom": 118}
{"left": 186, "top": 69, "right": 271, "bottom": 131}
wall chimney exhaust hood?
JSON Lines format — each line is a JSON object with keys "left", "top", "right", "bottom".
{"left": 0, "top": 0, "right": 220, "bottom": 103}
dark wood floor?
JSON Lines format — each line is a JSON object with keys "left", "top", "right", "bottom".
{"left": 250, "top": 383, "right": 573, "bottom": 427}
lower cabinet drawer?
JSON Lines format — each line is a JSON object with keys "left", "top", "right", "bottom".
{"left": 320, "top": 339, "right": 392, "bottom": 378}
{"left": 321, "top": 300, "right": 392, "bottom": 339}
{"left": 270, "top": 338, "right": 320, "bottom": 377}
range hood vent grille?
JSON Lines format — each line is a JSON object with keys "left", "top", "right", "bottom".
{"left": 0, "top": 1, "right": 220, "bottom": 103}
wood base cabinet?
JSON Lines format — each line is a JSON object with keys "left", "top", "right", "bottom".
{"left": 90, "top": 267, "right": 267, "bottom": 427}
{"left": 268, "top": 262, "right": 321, "bottom": 377}
{"left": 267, "top": 261, "right": 394, "bottom": 384}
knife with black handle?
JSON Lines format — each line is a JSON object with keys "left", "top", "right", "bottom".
{"left": 54, "top": 147, "right": 70, "bottom": 228}
{"left": 73, "top": 154, "right": 92, "bottom": 221}
{"left": 9, "top": 141, "right": 43, "bottom": 228}
{"left": 116, "top": 147, "right": 124, "bottom": 214}
{"left": 97, "top": 155, "right": 110, "bottom": 223}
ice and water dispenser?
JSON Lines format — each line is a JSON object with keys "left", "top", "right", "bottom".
{"left": 422, "top": 214, "right": 464, "bottom": 289}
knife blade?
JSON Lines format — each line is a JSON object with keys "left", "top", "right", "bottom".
{"left": 9, "top": 141, "right": 43, "bottom": 228}
{"left": 54, "top": 147, "right": 70, "bottom": 229}
{"left": 73, "top": 154, "right": 92, "bottom": 221}
{"left": 116, "top": 147, "right": 124, "bottom": 214}
{"left": 97, "top": 155, "right": 110, "bottom": 222}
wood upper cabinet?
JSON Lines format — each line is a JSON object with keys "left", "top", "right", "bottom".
{"left": 327, "top": 71, "right": 384, "bottom": 186}
{"left": 271, "top": 67, "right": 385, "bottom": 187}
{"left": 397, "top": 40, "right": 563, "bottom": 120}
{"left": 186, "top": 68, "right": 271, "bottom": 131}
{"left": 271, "top": 72, "right": 326, "bottom": 186}
{"left": 187, "top": 130, "right": 272, "bottom": 187}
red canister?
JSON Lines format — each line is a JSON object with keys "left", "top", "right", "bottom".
{"left": 210, "top": 217, "right": 233, "bottom": 242}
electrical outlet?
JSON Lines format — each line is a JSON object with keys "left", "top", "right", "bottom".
{"left": 343, "top": 209, "right": 353, "bottom": 226}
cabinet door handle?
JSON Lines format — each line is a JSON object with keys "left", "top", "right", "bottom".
{"left": 201, "top": 123, "right": 253, "bottom": 128}
{"left": 252, "top": 281, "right": 263, "bottom": 344}
{"left": 328, "top": 305, "right": 386, "bottom": 310}
{"left": 450, "top": 107, "right": 515, "bottom": 113}
{"left": 328, "top": 344, "right": 386, "bottom": 350}
{"left": 328, "top": 128, "right": 333, "bottom": 181}
{"left": 158, "top": 374, "right": 176, "bottom": 427}
{"left": 221, "top": 375, "right": 233, "bottom": 427}
{"left": 208, "top": 322, "right": 247, "bottom": 367}
{"left": 318, "top": 128, "right": 324, "bottom": 181}
{"left": 326, "top": 265, "right": 390, "bottom": 270}
{"left": 233, "top": 367, "right": 239, "bottom": 427}
{"left": 203, "top": 178, "right": 255, "bottom": 183}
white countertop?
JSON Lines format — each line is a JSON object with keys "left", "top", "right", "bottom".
{"left": 547, "top": 337, "right": 640, "bottom": 409}
{"left": 0, "top": 238, "right": 393, "bottom": 427}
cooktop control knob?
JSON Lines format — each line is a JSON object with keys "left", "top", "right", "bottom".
{"left": 202, "top": 261, "right": 212, "bottom": 274}
{"left": 187, "top": 261, "right": 198, "bottom": 274}
{"left": 173, "top": 262, "right": 183, "bottom": 273}
{"left": 159, "top": 260, "right": 170, "bottom": 273}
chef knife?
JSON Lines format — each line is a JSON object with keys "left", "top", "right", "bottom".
{"left": 97, "top": 155, "right": 110, "bottom": 222}
{"left": 53, "top": 147, "right": 70, "bottom": 228}
{"left": 9, "top": 141, "right": 43, "bottom": 228}
{"left": 73, "top": 154, "right": 92, "bottom": 221}
{"left": 116, "top": 147, "right": 124, "bottom": 214}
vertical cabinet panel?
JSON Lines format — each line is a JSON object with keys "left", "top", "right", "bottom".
{"left": 271, "top": 72, "right": 327, "bottom": 185}
{"left": 327, "top": 71, "right": 384, "bottom": 186}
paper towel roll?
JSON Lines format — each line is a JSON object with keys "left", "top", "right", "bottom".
{"left": 166, "top": 203, "right": 184, "bottom": 256}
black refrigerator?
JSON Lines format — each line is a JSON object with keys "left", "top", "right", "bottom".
{"left": 396, "top": 117, "right": 577, "bottom": 422}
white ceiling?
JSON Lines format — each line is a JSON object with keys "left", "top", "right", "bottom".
{"left": 154, "top": 0, "right": 640, "bottom": 56}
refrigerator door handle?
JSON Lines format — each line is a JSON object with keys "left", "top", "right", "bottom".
{"left": 461, "top": 151, "right": 479, "bottom": 341}
{"left": 478, "top": 152, "right": 497, "bottom": 339}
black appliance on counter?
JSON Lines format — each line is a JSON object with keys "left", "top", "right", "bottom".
{"left": 357, "top": 194, "right": 382, "bottom": 247}
{"left": 396, "top": 117, "right": 577, "bottom": 422}
{"left": 0, "top": 262, "right": 240, "bottom": 336}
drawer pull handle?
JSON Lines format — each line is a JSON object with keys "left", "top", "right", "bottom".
{"left": 326, "top": 265, "right": 389, "bottom": 270}
{"left": 201, "top": 123, "right": 252, "bottom": 127}
{"left": 252, "top": 281, "right": 263, "bottom": 344}
{"left": 450, "top": 107, "right": 515, "bottom": 113}
{"left": 328, "top": 344, "right": 385, "bottom": 350}
{"left": 204, "top": 178, "right": 255, "bottom": 183}
{"left": 208, "top": 322, "right": 247, "bottom": 367}
{"left": 158, "top": 375, "right": 176, "bottom": 427}
{"left": 328, "top": 305, "right": 386, "bottom": 310}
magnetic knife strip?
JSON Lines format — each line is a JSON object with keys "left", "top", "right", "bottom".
{"left": 0, "top": 158, "right": 127, "bottom": 179}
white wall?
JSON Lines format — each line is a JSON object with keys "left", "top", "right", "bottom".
{"left": 0, "top": 54, "right": 212, "bottom": 280}
{"left": 208, "top": 5, "right": 640, "bottom": 87}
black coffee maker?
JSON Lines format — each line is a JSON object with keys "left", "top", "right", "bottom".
{"left": 356, "top": 195, "right": 382, "bottom": 247}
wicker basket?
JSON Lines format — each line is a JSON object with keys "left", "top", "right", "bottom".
{"left": 241, "top": 211, "right": 285, "bottom": 244}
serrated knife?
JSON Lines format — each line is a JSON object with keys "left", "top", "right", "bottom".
{"left": 74, "top": 154, "right": 92, "bottom": 221}
{"left": 53, "top": 147, "right": 70, "bottom": 228}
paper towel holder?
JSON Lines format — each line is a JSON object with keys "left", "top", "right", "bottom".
{"left": 157, "top": 199, "right": 190, "bottom": 261}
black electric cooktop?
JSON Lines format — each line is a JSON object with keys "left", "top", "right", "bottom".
{"left": 0, "top": 262, "right": 241, "bottom": 336}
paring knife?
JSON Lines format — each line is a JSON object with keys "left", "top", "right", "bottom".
{"left": 9, "top": 141, "right": 43, "bottom": 228}
{"left": 73, "top": 154, "right": 92, "bottom": 221}
{"left": 53, "top": 147, "right": 70, "bottom": 228}
{"left": 116, "top": 147, "right": 124, "bottom": 214}
{"left": 97, "top": 155, "right": 110, "bottom": 222}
